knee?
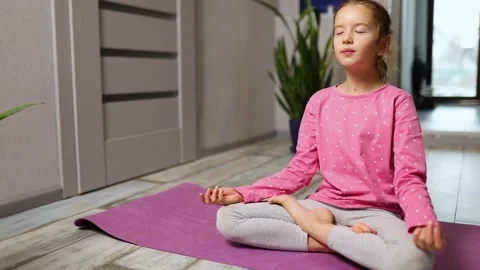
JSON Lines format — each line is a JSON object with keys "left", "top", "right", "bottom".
{"left": 216, "top": 205, "right": 241, "bottom": 241}
{"left": 387, "top": 245, "right": 434, "bottom": 270}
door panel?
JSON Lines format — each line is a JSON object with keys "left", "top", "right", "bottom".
{"left": 102, "top": 57, "right": 178, "bottom": 95}
{"left": 103, "top": 97, "right": 179, "bottom": 140}
{"left": 105, "top": 129, "right": 181, "bottom": 185}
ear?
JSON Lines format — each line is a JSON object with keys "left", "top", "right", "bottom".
{"left": 378, "top": 35, "right": 392, "bottom": 57}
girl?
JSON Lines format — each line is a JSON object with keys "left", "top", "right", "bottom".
{"left": 200, "top": 0, "right": 445, "bottom": 269}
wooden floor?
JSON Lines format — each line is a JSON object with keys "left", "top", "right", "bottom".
{"left": 0, "top": 137, "right": 479, "bottom": 270}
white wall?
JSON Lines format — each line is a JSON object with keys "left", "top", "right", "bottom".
{"left": 274, "top": 0, "right": 402, "bottom": 132}
{"left": 196, "top": 0, "right": 277, "bottom": 153}
{"left": 0, "top": 0, "right": 62, "bottom": 217}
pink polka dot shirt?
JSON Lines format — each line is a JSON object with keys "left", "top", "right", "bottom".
{"left": 234, "top": 84, "right": 438, "bottom": 233}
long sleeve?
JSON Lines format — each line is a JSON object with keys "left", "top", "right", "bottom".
{"left": 234, "top": 96, "right": 320, "bottom": 203}
{"left": 392, "top": 95, "right": 438, "bottom": 232}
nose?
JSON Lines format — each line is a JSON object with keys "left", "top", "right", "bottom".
{"left": 342, "top": 33, "right": 353, "bottom": 44}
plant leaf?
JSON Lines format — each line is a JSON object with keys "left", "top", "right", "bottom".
{"left": 268, "top": 70, "right": 277, "bottom": 84}
{"left": 255, "top": 0, "right": 333, "bottom": 119}
{"left": 274, "top": 38, "right": 296, "bottom": 117}
{"left": 0, "top": 103, "right": 44, "bottom": 121}
{"left": 308, "top": 4, "right": 320, "bottom": 95}
{"left": 274, "top": 92, "right": 291, "bottom": 116}
{"left": 322, "top": 35, "right": 333, "bottom": 65}
{"left": 295, "top": 19, "right": 313, "bottom": 109}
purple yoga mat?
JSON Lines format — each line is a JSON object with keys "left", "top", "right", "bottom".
{"left": 75, "top": 183, "right": 478, "bottom": 270}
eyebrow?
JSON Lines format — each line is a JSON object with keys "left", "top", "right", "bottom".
{"left": 334, "top": 23, "right": 371, "bottom": 29}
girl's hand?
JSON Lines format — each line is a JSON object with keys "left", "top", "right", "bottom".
{"left": 199, "top": 186, "right": 243, "bottom": 206}
{"left": 413, "top": 221, "right": 445, "bottom": 251}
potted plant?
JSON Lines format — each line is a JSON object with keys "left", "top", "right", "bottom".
{"left": 0, "top": 103, "right": 44, "bottom": 122}
{"left": 252, "top": 0, "right": 334, "bottom": 153}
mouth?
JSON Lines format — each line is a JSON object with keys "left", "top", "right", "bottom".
{"left": 341, "top": 49, "right": 356, "bottom": 54}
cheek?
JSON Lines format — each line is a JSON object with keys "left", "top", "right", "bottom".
{"left": 358, "top": 38, "right": 379, "bottom": 54}
{"left": 333, "top": 37, "right": 343, "bottom": 52}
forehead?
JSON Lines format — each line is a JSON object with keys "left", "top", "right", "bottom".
{"left": 334, "top": 4, "right": 376, "bottom": 26}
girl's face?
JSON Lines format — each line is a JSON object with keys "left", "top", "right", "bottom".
{"left": 333, "top": 4, "right": 382, "bottom": 71}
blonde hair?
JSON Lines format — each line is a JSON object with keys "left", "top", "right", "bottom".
{"left": 334, "top": 0, "right": 393, "bottom": 82}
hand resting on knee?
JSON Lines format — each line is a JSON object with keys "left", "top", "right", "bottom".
{"left": 200, "top": 186, "right": 243, "bottom": 206}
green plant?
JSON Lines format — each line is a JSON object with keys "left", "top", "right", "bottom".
{"left": 0, "top": 103, "right": 44, "bottom": 122}
{"left": 252, "top": 0, "right": 334, "bottom": 120}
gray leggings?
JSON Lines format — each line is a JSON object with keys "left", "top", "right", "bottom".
{"left": 216, "top": 199, "right": 434, "bottom": 270}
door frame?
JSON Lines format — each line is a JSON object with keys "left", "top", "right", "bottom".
{"left": 51, "top": 0, "right": 197, "bottom": 198}
{"left": 51, "top": 0, "right": 105, "bottom": 197}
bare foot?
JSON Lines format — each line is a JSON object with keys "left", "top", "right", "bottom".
{"left": 269, "top": 195, "right": 336, "bottom": 252}
{"left": 268, "top": 195, "right": 334, "bottom": 229}
{"left": 351, "top": 222, "right": 377, "bottom": 234}
{"left": 269, "top": 195, "right": 335, "bottom": 245}
{"left": 267, "top": 194, "right": 292, "bottom": 205}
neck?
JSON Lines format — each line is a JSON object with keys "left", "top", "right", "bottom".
{"left": 341, "top": 67, "right": 384, "bottom": 94}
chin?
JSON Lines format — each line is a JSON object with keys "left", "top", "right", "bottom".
{"left": 338, "top": 59, "right": 359, "bottom": 69}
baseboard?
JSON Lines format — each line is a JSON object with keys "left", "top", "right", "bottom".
{"left": 423, "top": 130, "right": 480, "bottom": 147}
{"left": 275, "top": 130, "right": 290, "bottom": 141}
{"left": 0, "top": 188, "right": 63, "bottom": 218}
{"left": 200, "top": 131, "right": 278, "bottom": 157}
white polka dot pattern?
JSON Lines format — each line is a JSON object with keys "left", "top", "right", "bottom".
{"left": 234, "top": 85, "right": 438, "bottom": 232}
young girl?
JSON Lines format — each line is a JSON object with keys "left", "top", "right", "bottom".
{"left": 200, "top": 0, "right": 445, "bottom": 269}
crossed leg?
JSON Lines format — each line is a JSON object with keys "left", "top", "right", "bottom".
{"left": 216, "top": 198, "right": 375, "bottom": 253}
{"left": 268, "top": 195, "right": 434, "bottom": 270}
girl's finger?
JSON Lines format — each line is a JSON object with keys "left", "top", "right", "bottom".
{"left": 211, "top": 186, "right": 219, "bottom": 202}
{"left": 419, "top": 227, "right": 429, "bottom": 250}
{"left": 425, "top": 222, "right": 433, "bottom": 250}
{"left": 413, "top": 227, "right": 421, "bottom": 247}
{"left": 199, "top": 193, "right": 205, "bottom": 203}
{"left": 205, "top": 188, "right": 212, "bottom": 203}
{"left": 219, "top": 188, "right": 224, "bottom": 202}
{"left": 433, "top": 225, "right": 444, "bottom": 250}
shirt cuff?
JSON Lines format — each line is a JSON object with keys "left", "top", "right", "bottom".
{"left": 405, "top": 207, "right": 439, "bottom": 233}
{"left": 234, "top": 185, "right": 255, "bottom": 203}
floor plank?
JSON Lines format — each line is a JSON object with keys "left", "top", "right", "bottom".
{"left": 99, "top": 264, "right": 136, "bottom": 270}
{"left": 142, "top": 140, "right": 279, "bottom": 183}
{"left": 0, "top": 209, "right": 103, "bottom": 269}
{"left": 217, "top": 154, "right": 323, "bottom": 200}
{"left": 425, "top": 146, "right": 464, "bottom": 222}
{"left": 257, "top": 141, "right": 291, "bottom": 157}
{"left": 98, "top": 183, "right": 174, "bottom": 210}
{"left": 15, "top": 233, "right": 138, "bottom": 270}
{"left": 102, "top": 155, "right": 283, "bottom": 210}
{"left": 108, "top": 247, "right": 196, "bottom": 270}
{"left": 176, "top": 155, "right": 276, "bottom": 188}
{"left": 218, "top": 155, "right": 291, "bottom": 188}
{"left": 0, "top": 180, "right": 156, "bottom": 241}
{"left": 185, "top": 260, "right": 246, "bottom": 270}
{"left": 455, "top": 148, "right": 480, "bottom": 224}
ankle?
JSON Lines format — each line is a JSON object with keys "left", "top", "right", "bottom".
{"left": 308, "top": 236, "right": 334, "bottom": 253}
{"left": 280, "top": 194, "right": 295, "bottom": 205}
